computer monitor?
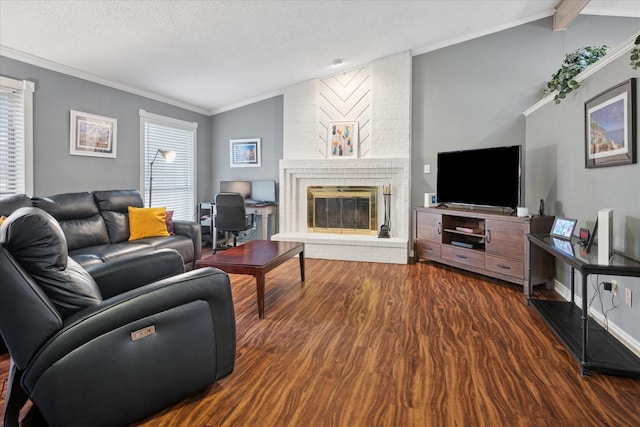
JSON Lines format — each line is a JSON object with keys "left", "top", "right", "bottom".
{"left": 220, "top": 180, "right": 251, "bottom": 199}
{"left": 251, "top": 180, "right": 276, "bottom": 203}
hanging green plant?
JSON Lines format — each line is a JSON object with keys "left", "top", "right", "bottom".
{"left": 631, "top": 35, "right": 640, "bottom": 70}
{"left": 544, "top": 45, "right": 608, "bottom": 104}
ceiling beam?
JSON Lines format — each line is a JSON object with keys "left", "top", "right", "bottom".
{"left": 554, "top": 0, "right": 591, "bottom": 31}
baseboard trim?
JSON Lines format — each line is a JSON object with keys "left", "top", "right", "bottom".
{"left": 553, "top": 279, "right": 640, "bottom": 358}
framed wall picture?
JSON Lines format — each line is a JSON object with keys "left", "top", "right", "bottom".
{"left": 327, "top": 121, "right": 358, "bottom": 158}
{"left": 69, "top": 110, "right": 117, "bottom": 158}
{"left": 230, "top": 138, "right": 261, "bottom": 167}
{"left": 585, "top": 78, "right": 636, "bottom": 168}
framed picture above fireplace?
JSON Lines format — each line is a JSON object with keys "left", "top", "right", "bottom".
{"left": 327, "top": 121, "right": 358, "bottom": 158}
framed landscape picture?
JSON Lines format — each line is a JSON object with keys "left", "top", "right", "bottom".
{"left": 69, "top": 110, "right": 117, "bottom": 158}
{"left": 585, "top": 78, "right": 636, "bottom": 168}
{"left": 230, "top": 138, "right": 261, "bottom": 167}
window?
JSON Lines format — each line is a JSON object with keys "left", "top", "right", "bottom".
{"left": 140, "top": 110, "right": 197, "bottom": 221}
{"left": 0, "top": 76, "right": 34, "bottom": 198}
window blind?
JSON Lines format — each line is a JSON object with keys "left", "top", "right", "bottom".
{"left": 0, "top": 77, "right": 34, "bottom": 198}
{"left": 140, "top": 110, "right": 197, "bottom": 221}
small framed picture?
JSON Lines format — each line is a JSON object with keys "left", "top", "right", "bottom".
{"left": 327, "top": 121, "right": 358, "bottom": 158}
{"left": 69, "top": 110, "right": 117, "bottom": 158}
{"left": 585, "top": 78, "right": 636, "bottom": 168}
{"left": 550, "top": 217, "right": 577, "bottom": 240}
{"left": 230, "top": 138, "right": 261, "bottom": 168}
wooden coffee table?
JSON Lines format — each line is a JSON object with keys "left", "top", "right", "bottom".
{"left": 195, "top": 240, "right": 304, "bottom": 319}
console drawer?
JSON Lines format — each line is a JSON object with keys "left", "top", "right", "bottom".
{"left": 442, "top": 245, "right": 484, "bottom": 268}
{"left": 485, "top": 255, "right": 524, "bottom": 279}
{"left": 416, "top": 239, "right": 441, "bottom": 259}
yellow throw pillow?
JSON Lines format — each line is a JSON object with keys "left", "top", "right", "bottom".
{"left": 128, "top": 206, "right": 170, "bottom": 240}
{"left": 0, "top": 215, "right": 6, "bottom": 226}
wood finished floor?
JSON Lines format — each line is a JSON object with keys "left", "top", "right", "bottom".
{"left": 2, "top": 258, "right": 640, "bottom": 426}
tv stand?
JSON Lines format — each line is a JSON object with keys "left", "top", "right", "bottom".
{"left": 413, "top": 206, "right": 554, "bottom": 293}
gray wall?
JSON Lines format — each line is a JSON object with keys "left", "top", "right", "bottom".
{"left": 210, "top": 95, "right": 284, "bottom": 196}
{"left": 0, "top": 56, "right": 212, "bottom": 203}
{"left": 525, "top": 57, "right": 639, "bottom": 247}
{"left": 0, "top": 55, "right": 283, "bottom": 228}
{"left": 210, "top": 96, "right": 283, "bottom": 237}
{"left": 526, "top": 52, "right": 640, "bottom": 339}
{"left": 411, "top": 15, "right": 640, "bottom": 207}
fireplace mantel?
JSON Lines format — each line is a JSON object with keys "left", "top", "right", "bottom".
{"left": 272, "top": 158, "right": 410, "bottom": 264}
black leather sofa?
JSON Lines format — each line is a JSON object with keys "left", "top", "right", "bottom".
{"left": 0, "top": 207, "right": 236, "bottom": 427}
{"left": 0, "top": 189, "right": 202, "bottom": 272}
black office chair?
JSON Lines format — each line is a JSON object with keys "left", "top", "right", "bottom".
{"left": 213, "top": 192, "right": 255, "bottom": 253}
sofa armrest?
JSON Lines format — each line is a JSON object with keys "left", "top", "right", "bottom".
{"left": 86, "top": 248, "right": 185, "bottom": 299}
{"left": 173, "top": 219, "right": 202, "bottom": 261}
{"left": 24, "top": 267, "right": 236, "bottom": 387}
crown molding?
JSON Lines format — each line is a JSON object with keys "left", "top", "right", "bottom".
{"left": 411, "top": 11, "right": 553, "bottom": 56}
{"left": 0, "top": 45, "right": 210, "bottom": 116}
{"left": 208, "top": 90, "right": 284, "bottom": 116}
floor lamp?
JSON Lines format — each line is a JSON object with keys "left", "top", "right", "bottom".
{"left": 148, "top": 149, "right": 176, "bottom": 207}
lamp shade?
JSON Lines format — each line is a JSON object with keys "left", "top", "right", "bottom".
{"left": 161, "top": 150, "right": 176, "bottom": 162}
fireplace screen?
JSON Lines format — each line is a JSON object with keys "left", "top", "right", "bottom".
{"left": 307, "top": 186, "right": 377, "bottom": 234}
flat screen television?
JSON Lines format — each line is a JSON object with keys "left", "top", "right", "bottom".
{"left": 251, "top": 180, "right": 277, "bottom": 203}
{"left": 436, "top": 145, "right": 521, "bottom": 210}
{"left": 219, "top": 180, "right": 251, "bottom": 199}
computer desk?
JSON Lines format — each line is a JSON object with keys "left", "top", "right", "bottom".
{"left": 200, "top": 201, "right": 276, "bottom": 241}
{"left": 244, "top": 202, "right": 277, "bottom": 240}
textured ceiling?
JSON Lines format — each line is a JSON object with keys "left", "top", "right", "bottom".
{"left": 1, "top": 1, "right": 638, "bottom": 114}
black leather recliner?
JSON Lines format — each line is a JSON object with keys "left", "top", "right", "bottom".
{"left": 0, "top": 207, "right": 236, "bottom": 427}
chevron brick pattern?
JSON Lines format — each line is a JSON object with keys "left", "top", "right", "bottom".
{"left": 317, "top": 66, "right": 371, "bottom": 157}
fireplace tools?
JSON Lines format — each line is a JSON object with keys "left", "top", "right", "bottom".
{"left": 378, "top": 184, "right": 391, "bottom": 238}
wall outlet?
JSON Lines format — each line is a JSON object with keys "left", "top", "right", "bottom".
{"left": 625, "top": 288, "right": 632, "bottom": 307}
{"left": 611, "top": 279, "right": 618, "bottom": 296}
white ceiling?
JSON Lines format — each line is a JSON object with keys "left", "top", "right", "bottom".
{"left": 1, "top": 1, "right": 638, "bottom": 115}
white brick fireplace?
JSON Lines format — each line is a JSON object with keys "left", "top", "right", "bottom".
{"left": 273, "top": 158, "right": 410, "bottom": 263}
{"left": 272, "top": 52, "right": 411, "bottom": 264}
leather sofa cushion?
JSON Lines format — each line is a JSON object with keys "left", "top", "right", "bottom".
{"left": 93, "top": 189, "right": 144, "bottom": 243}
{"left": 69, "top": 242, "right": 155, "bottom": 268}
{"left": 68, "top": 253, "right": 105, "bottom": 270}
{"left": 1, "top": 207, "right": 102, "bottom": 318}
{"left": 0, "top": 193, "right": 32, "bottom": 217}
{"left": 134, "top": 235, "right": 193, "bottom": 266}
{"left": 33, "top": 192, "right": 110, "bottom": 251}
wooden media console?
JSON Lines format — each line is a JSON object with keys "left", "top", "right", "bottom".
{"left": 413, "top": 206, "right": 554, "bottom": 294}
